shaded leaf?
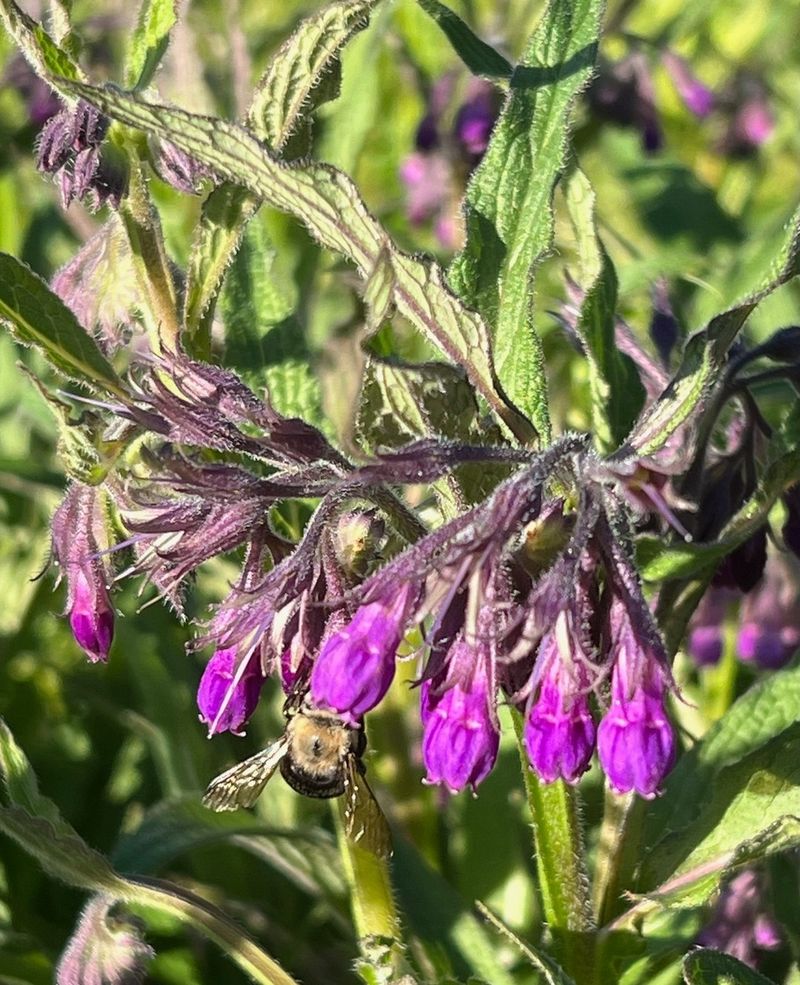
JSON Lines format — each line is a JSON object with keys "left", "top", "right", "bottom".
{"left": 220, "top": 220, "right": 324, "bottom": 426}
{"left": 56, "top": 79, "right": 534, "bottom": 444}
{"left": 0, "top": 254, "right": 125, "bottom": 396}
{"left": 682, "top": 947, "right": 775, "bottom": 984}
{"left": 124, "top": 0, "right": 177, "bottom": 90}
{"left": 448, "top": 0, "right": 604, "bottom": 439}
{"left": 416, "top": 0, "right": 513, "bottom": 79}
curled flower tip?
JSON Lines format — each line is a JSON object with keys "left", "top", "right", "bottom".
{"left": 524, "top": 635, "right": 596, "bottom": 785}
{"left": 56, "top": 894, "right": 154, "bottom": 985}
{"left": 310, "top": 582, "right": 418, "bottom": 724}
{"left": 421, "top": 671, "right": 498, "bottom": 794}
{"left": 197, "top": 647, "right": 265, "bottom": 736}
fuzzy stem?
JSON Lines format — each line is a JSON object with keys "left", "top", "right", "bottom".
{"left": 593, "top": 789, "right": 644, "bottom": 927}
{"left": 511, "top": 709, "right": 596, "bottom": 985}
{"left": 332, "top": 805, "right": 408, "bottom": 985}
{"left": 118, "top": 150, "right": 181, "bottom": 354}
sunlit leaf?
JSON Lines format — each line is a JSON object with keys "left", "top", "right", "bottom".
{"left": 0, "top": 254, "right": 126, "bottom": 396}
{"left": 448, "top": 0, "right": 604, "bottom": 439}
{"left": 55, "top": 78, "right": 534, "bottom": 444}
{"left": 124, "top": 0, "right": 177, "bottom": 90}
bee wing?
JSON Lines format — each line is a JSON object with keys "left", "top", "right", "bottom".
{"left": 342, "top": 756, "right": 393, "bottom": 859}
{"left": 202, "top": 737, "right": 289, "bottom": 812}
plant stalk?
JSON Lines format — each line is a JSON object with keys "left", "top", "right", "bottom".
{"left": 511, "top": 709, "right": 596, "bottom": 985}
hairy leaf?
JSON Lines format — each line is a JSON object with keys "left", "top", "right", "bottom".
{"left": 448, "top": 0, "right": 604, "bottom": 439}
{"left": 56, "top": 79, "right": 534, "bottom": 443}
{"left": 183, "top": 0, "right": 378, "bottom": 340}
{"left": 563, "top": 165, "right": 645, "bottom": 450}
{"left": 0, "top": 720, "right": 299, "bottom": 985}
{"left": 682, "top": 949, "right": 775, "bottom": 985}
{"left": 0, "top": 0, "right": 84, "bottom": 84}
{"left": 124, "top": 0, "right": 177, "bottom": 90}
{"left": 416, "top": 0, "right": 513, "bottom": 78}
{"left": 624, "top": 203, "right": 800, "bottom": 458}
{"left": 0, "top": 254, "right": 126, "bottom": 396}
{"left": 220, "top": 220, "right": 324, "bottom": 425}
{"left": 638, "top": 664, "right": 800, "bottom": 900}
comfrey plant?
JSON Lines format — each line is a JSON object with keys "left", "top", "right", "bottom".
{"left": 2, "top": 1, "right": 800, "bottom": 984}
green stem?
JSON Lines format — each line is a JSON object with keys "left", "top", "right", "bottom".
{"left": 128, "top": 876, "right": 299, "bottom": 985}
{"left": 333, "top": 806, "right": 408, "bottom": 985}
{"left": 511, "top": 709, "right": 595, "bottom": 985}
{"left": 118, "top": 150, "right": 181, "bottom": 354}
{"left": 592, "top": 790, "right": 645, "bottom": 927}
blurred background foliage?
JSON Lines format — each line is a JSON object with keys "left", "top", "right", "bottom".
{"left": 1, "top": 0, "right": 800, "bottom": 983}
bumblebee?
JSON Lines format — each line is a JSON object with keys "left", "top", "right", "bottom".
{"left": 202, "top": 694, "right": 392, "bottom": 858}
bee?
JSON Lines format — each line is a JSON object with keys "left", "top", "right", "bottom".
{"left": 202, "top": 693, "right": 392, "bottom": 859}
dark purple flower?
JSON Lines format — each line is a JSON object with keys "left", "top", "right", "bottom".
{"left": 782, "top": 484, "right": 800, "bottom": 559}
{"left": 311, "top": 581, "right": 419, "bottom": 724}
{"left": 524, "top": 620, "right": 596, "bottom": 784}
{"left": 51, "top": 483, "right": 115, "bottom": 663}
{"left": 649, "top": 278, "right": 680, "bottom": 367}
{"left": 454, "top": 80, "right": 499, "bottom": 157}
{"left": 56, "top": 895, "right": 153, "bottom": 985}
{"left": 197, "top": 644, "right": 265, "bottom": 735}
{"left": 587, "top": 53, "right": 662, "bottom": 153}
{"left": 697, "top": 870, "right": 781, "bottom": 968}
{"left": 597, "top": 597, "right": 676, "bottom": 798}
{"left": 662, "top": 51, "right": 715, "bottom": 118}
{"left": 687, "top": 587, "right": 736, "bottom": 667}
{"left": 736, "top": 553, "right": 800, "bottom": 670}
{"left": 421, "top": 635, "right": 499, "bottom": 793}
{"left": 718, "top": 75, "right": 775, "bottom": 156}
{"left": 3, "top": 54, "right": 60, "bottom": 127}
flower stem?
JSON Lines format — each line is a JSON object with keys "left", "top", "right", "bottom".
{"left": 592, "top": 788, "right": 644, "bottom": 926}
{"left": 333, "top": 805, "right": 409, "bottom": 985}
{"left": 511, "top": 709, "right": 595, "bottom": 984}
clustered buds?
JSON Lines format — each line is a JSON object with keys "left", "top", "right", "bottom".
{"left": 36, "top": 99, "right": 126, "bottom": 209}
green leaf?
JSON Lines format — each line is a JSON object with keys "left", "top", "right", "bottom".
{"left": 124, "top": 0, "right": 177, "bottom": 90}
{"left": 624, "top": 202, "right": 800, "bottom": 459}
{"left": 682, "top": 948, "right": 776, "bottom": 985}
{"left": 357, "top": 357, "right": 507, "bottom": 509}
{"left": 448, "top": 0, "right": 604, "bottom": 440}
{"left": 0, "top": 719, "right": 299, "bottom": 985}
{"left": 636, "top": 664, "right": 800, "bottom": 904}
{"left": 0, "top": 254, "right": 126, "bottom": 396}
{"left": 562, "top": 165, "right": 645, "bottom": 451}
{"left": 182, "top": 0, "right": 378, "bottom": 342}
{"left": 220, "top": 220, "right": 324, "bottom": 425}
{"left": 416, "top": 0, "right": 513, "bottom": 78}
{"left": 0, "top": 0, "right": 84, "bottom": 84}
{"left": 250, "top": 0, "right": 379, "bottom": 151}
{"left": 57, "top": 78, "right": 534, "bottom": 444}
